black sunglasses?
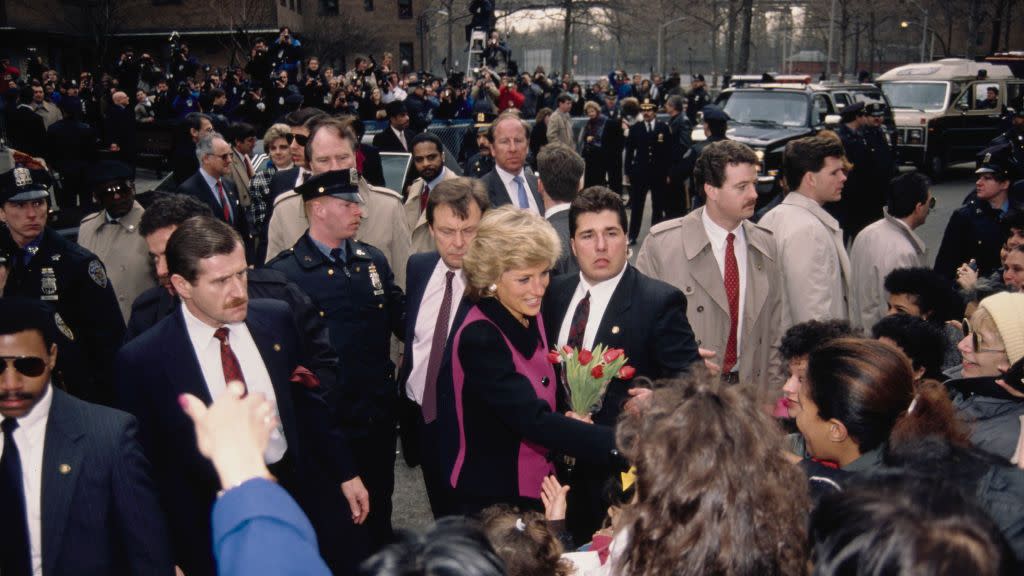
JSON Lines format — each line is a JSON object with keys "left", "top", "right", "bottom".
{"left": 0, "top": 356, "right": 47, "bottom": 377}
{"left": 283, "top": 133, "right": 309, "bottom": 146}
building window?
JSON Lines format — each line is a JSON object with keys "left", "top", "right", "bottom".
{"left": 321, "top": 0, "right": 337, "bottom": 12}
{"left": 297, "top": 0, "right": 302, "bottom": 13}
{"left": 288, "top": 0, "right": 294, "bottom": 9}
{"left": 399, "top": 42, "right": 414, "bottom": 69}
{"left": 280, "top": 0, "right": 285, "bottom": 6}
{"left": 397, "top": 0, "right": 412, "bottom": 19}
{"left": 364, "top": 0, "right": 374, "bottom": 10}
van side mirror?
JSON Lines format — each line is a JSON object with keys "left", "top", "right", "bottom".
{"left": 824, "top": 114, "right": 842, "bottom": 126}
{"left": 957, "top": 101, "right": 970, "bottom": 113}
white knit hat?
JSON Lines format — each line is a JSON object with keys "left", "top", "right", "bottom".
{"left": 978, "top": 292, "right": 1024, "bottom": 365}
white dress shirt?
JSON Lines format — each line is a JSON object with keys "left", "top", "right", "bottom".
{"left": 407, "top": 260, "right": 466, "bottom": 404}
{"left": 0, "top": 383, "right": 53, "bottom": 576}
{"left": 544, "top": 203, "right": 570, "bottom": 220}
{"left": 701, "top": 209, "right": 747, "bottom": 360}
{"left": 557, "top": 265, "right": 628, "bottom": 350}
{"left": 181, "top": 304, "right": 287, "bottom": 463}
{"left": 392, "top": 126, "right": 408, "bottom": 151}
{"left": 495, "top": 165, "right": 540, "bottom": 214}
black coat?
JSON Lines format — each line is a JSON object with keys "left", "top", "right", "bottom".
{"left": 372, "top": 126, "right": 415, "bottom": 153}
{"left": 478, "top": 166, "right": 543, "bottom": 209}
{"left": 625, "top": 120, "right": 672, "bottom": 183}
{"left": 933, "top": 197, "right": 1010, "bottom": 280}
{"left": 175, "top": 170, "right": 253, "bottom": 253}
{"left": 8, "top": 104, "right": 47, "bottom": 156}
{"left": 104, "top": 104, "right": 137, "bottom": 157}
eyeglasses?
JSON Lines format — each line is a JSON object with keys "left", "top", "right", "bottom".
{"left": 963, "top": 318, "right": 1007, "bottom": 354}
{"left": 928, "top": 196, "right": 937, "bottom": 212}
{"left": 0, "top": 356, "right": 47, "bottom": 377}
{"left": 214, "top": 153, "right": 232, "bottom": 161}
{"left": 284, "top": 133, "right": 309, "bottom": 147}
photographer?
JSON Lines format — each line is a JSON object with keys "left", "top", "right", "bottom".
{"left": 470, "top": 69, "right": 499, "bottom": 114}
{"left": 150, "top": 78, "right": 173, "bottom": 120}
{"left": 232, "top": 87, "right": 269, "bottom": 132}
{"left": 137, "top": 52, "right": 162, "bottom": 93}
{"left": 497, "top": 74, "right": 524, "bottom": 111}
{"left": 520, "top": 72, "right": 546, "bottom": 118}
{"left": 482, "top": 31, "right": 510, "bottom": 71}
{"left": 271, "top": 27, "right": 302, "bottom": 84}
{"left": 268, "top": 70, "right": 294, "bottom": 119}
{"left": 301, "top": 57, "right": 328, "bottom": 109}
{"left": 114, "top": 47, "right": 141, "bottom": 95}
{"left": 134, "top": 89, "right": 155, "bottom": 123}
{"left": 382, "top": 71, "right": 406, "bottom": 104}
{"left": 169, "top": 38, "right": 199, "bottom": 86}
{"left": 246, "top": 37, "right": 274, "bottom": 92}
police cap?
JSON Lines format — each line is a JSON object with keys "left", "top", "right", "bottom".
{"left": 840, "top": 101, "right": 866, "bottom": 122}
{"left": 86, "top": 160, "right": 133, "bottom": 187}
{"left": 701, "top": 105, "right": 730, "bottom": 123}
{"left": 474, "top": 112, "right": 496, "bottom": 134}
{"left": 866, "top": 102, "right": 886, "bottom": 117}
{"left": 297, "top": 169, "right": 365, "bottom": 204}
{"left": 0, "top": 167, "right": 51, "bottom": 204}
{"left": 975, "top": 144, "right": 1013, "bottom": 179}
{"left": 639, "top": 98, "right": 656, "bottom": 111}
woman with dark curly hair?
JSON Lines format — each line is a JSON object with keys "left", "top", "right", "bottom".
{"left": 610, "top": 372, "right": 810, "bottom": 576}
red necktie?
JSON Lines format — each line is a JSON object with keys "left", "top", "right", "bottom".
{"left": 216, "top": 180, "right": 232, "bottom": 223}
{"left": 245, "top": 156, "right": 254, "bottom": 179}
{"left": 723, "top": 233, "right": 739, "bottom": 375}
{"left": 567, "top": 291, "right": 590, "bottom": 350}
{"left": 420, "top": 183, "right": 430, "bottom": 214}
{"left": 214, "top": 327, "right": 248, "bottom": 394}
{"left": 422, "top": 271, "right": 454, "bottom": 423}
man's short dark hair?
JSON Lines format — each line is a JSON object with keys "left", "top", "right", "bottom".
{"left": 425, "top": 177, "right": 490, "bottom": 227}
{"left": 0, "top": 298, "right": 57, "bottom": 348}
{"left": 779, "top": 319, "right": 859, "bottom": 361}
{"left": 569, "top": 186, "right": 628, "bottom": 238}
{"left": 693, "top": 140, "right": 759, "bottom": 193}
{"left": 228, "top": 122, "right": 256, "bottom": 144}
{"left": 556, "top": 92, "right": 572, "bottom": 104}
{"left": 783, "top": 136, "right": 845, "bottom": 192}
{"left": 184, "top": 112, "right": 212, "bottom": 133}
{"left": 166, "top": 216, "right": 242, "bottom": 284}
{"left": 870, "top": 314, "right": 945, "bottom": 380}
{"left": 665, "top": 95, "right": 685, "bottom": 114}
{"left": 883, "top": 267, "right": 959, "bottom": 323}
{"left": 410, "top": 132, "right": 444, "bottom": 156}
{"left": 283, "top": 107, "right": 327, "bottom": 129}
{"left": 537, "top": 143, "right": 584, "bottom": 204}
{"left": 19, "top": 84, "right": 35, "bottom": 103}
{"left": 138, "top": 193, "right": 213, "bottom": 237}
{"left": 887, "top": 172, "right": 930, "bottom": 219}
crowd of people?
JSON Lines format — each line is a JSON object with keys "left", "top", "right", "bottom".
{"left": 4, "top": 28, "right": 1024, "bottom": 576}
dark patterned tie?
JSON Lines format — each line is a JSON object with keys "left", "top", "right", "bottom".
{"left": 420, "top": 183, "right": 430, "bottom": 214}
{"left": 214, "top": 327, "right": 248, "bottom": 394}
{"left": 567, "top": 291, "right": 591, "bottom": 350}
{"left": 723, "top": 233, "right": 739, "bottom": 375}
{"left": 0, "top": 418, "right": 32, "bottom": 576}
{"left": 422, "top": 271, "right": 454, "bottom": 423}
{"left": 216, "top": 180, "right": 232, "bottom": 223}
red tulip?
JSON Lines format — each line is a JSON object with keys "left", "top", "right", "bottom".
{"left": 578, "top": 349, "right": 593, "bottom": 364}
{"left": 547, "top": 351, "right": 562, "bottom": 364}
{"left": 618, "top": 365, "right": 636, "bottom": 380}
{"left": 591, "top": 364, "right": 604, "bottom": 378}
{"left": 562, "top": 345, "right": 574, "bottom": 355}
{"left": 603, "top": 348, "right": 623, "bottom": 363}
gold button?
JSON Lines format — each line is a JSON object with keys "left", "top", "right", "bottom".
{"left": 59, "top": 464, "right": 71, "bottom": 474}
{"left": 273, "top": 344, "right": 281, "bottom": 351}
{"left": 378, "top": 303, "right": 383, "bottom": 309}
{"left": 355, "top": 266, "right": 361, "bottom": 272}
{"left": 320, "top": 310, "right": 325, "bottom": 317}
{"left": 328, "top": 269, "right": 335, "bottom": 276}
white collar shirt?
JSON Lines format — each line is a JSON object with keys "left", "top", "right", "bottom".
{"left": 701, "top": 209, "right": 748, "bottom": 362}
{"left": 180, "top": 304, "right": 287, "bottom": 463}
{"left": 407, "top": 260, "right": 466, "bottom": 403}
{"left": 199, "top": 167, "right": 226, "bottom": 209}
{"left": 0, "top": 383, "right": 52, "bottom": 575}
{"left": 557, "top": 264, "right": 629, "bottom": 350}
{"left": 544, "top": 203, "right": 570, "bottom": 220}
{"left": 495, "top": 165, "right": 540, "bottom": 214}
{"left": 391, "top": 126, "right": 408, "bottom": 150}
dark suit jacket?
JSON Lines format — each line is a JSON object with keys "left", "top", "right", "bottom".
{"left": 41, "top": 388, "right": 172, "bottom": 576}
{"left": 479, "top": 166, "right": 543, "bottom": 211}
{"left": 114, "top": 299, "right": 354, "bottom": 576}
{"left": 546, "top": 208, "right": 579, "bottom": 277}
{"left": 372, "top": 126, "right": 415, "bottom": 153}
{"left": 624, "top": 120, "right": 672, "bottom": 183}
{"left": 45, "top": 119, "right": 97, "bottom": 174}
{"left": 175, "top": 170, "right": 252, "bottom": 250}
{"left": 104, "top": 104, "right": 137, "bottom": 156}
{"left": 542, "top": 264, "right": 701, "bottom": 426}
{"left": 269, "top": 166, "right": 300, "bottom": 204}
{"left": 360, "top": 143, "right": 386, "bottom": 187}
{"left": 8, "top": 104, "right": 47, "bottom": 157}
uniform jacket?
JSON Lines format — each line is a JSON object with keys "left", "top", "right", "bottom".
{"left": 758, "top": 192, "right": 853, "bottom": 328}
{"left": 848, "top": 211, "right": 927, "bottom": 330}
{"left": 263, "top": 177, "right": 411, "bottom": 288}
{"left": 478, "top": 166, "right": 542, "bottom": 211}
{"left": 77, "top": 202, "right": 156, "bottom": 321}
{"left": 667, "top": 113, "right": 695, "bottom": 181}
{"left": 835, "top": 122, "right": 876, "bottom": 236}
{"left": 624, "top": 119, "right": 672, "bottom": 183}
{"left": 546, "top": 110, "right": 574, "bottom": 148}
{"left": 267, "top": 234, "right": 405, "bottom": 433}
{"left": 635, "top": 208, "right": 785, "bottom": 393}
{"left": 934, "top": 197, "right": 1008, "bottom": 280}
{"left": 4, "top": 227, "right": 125, "bottom": 405}
{"left": 372, "top": 126, "right": 414, "bottom": 153}
{"left": 114, "top": 299, "right": 354, "bottom": 576}
{"left": 464, "top": 153, "right": 494, "bottom": 178}
{"left": 36, "top": 388, "right": 172, "bottom": 576}
{"left": 404, "top": 168, "right": 459, "bottom": 255}
{"left": 8, "top": 104, "right": 47, "bottom": 157}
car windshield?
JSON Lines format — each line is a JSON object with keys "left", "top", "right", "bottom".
{"left": 880, "top": 82, "right": 947, "bottom": 111}
{"left": 720, "top": 91, "right": 809, "bottom": 127}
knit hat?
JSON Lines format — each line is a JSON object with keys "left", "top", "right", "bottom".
{"left": 978, "top": 292, "right": 1024, "bottom": 364}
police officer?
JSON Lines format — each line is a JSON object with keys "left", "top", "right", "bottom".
{"left": 685, "top": 74, "right": 710, "bottom": 125}
{"left": 665, "top": 94, "right": 695, "bottom": 215}
{"left": 834, "top": 101, "right": 875, "bottom": 242}
{"left": 689, "top": 105, "right": 730, "bottom": 210}
{"left": 0, "top": 167, "right": 124, "bottom": 404}
{"left": 77, "top": 161, "right": 156, "bottom": 322}
{"left": 990, "top": 107, "right": 1024, "bottom": 183}
{"left": 863, "top": 102, "right": 897, "bottom": 181}
{"left": 601, "top": 92, "right": 626, "bottom": 195}
{"left": 934, "top": 144, "right": 1020, "bottom": 281}
{"left": 464, "top": 113, "right": 496, "bottom": 178}
{"left": 267, "top": 168, "right": 405, "bottom": 552}
{"left": 625, "top": 98, "right": 673, "bottom": 243}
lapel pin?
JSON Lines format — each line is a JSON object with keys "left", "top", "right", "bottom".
{"left": 59, "top": 464, "right": 71, "bottom": 475}
{"left": 273, "top": 344, "right": 281, "bottom": 352}
{"left": 611, "top": 326, "right": 620, "bottom": 334}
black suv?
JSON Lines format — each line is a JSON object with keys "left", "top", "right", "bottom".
{"left": 697, "top": 81, "right": 896, "bottom": 202}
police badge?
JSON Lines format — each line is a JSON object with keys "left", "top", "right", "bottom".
{"left": 657, "top": 133, "right": 665, "bottom": 143}
{"left": 88, "top": 260, "right": 108, "bottom": 288}
{"left": 368, "top": 263, "right": 385, "bottom": 296}
{"left": 41, "top": 267, "right": 59, "bottom": 301}
{"left": 13, "top": 166, "right": 33, "bottom": 188}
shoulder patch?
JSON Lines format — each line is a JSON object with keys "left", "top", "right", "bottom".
{"left": 88, "top": 260, "right": 108, "bottom": 288}
{"left": 54, "top": 312, "right": 75, "bottom": 341}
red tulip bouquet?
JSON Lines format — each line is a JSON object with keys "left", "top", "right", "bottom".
{"left": 548, "top": 344, "right": 636, "bottom": 415}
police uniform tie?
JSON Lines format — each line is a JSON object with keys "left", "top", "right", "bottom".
{"left": 722, "top": 233, "right": 740, "bottom": 375}
{"left": 422, "top": 270, "right": 455, "bottom": 423}
{"left": 215, "top": 179, "right": 233, "bottom": 223}
{"left": 566, "top": 291, "right": 591, "bottom": 350}
{"left": 213, "top": 327, "right": 248, "bottom": 395}
{"left": 513, "top": 175, "right": 529, "bottom": 209}
{"left": 0, "top": 418, "right": 32, "bottom": 576}
{"left": 330, "top": 247, "right": 345, "bottom": 264}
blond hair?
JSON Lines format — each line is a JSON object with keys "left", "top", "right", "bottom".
{"left": 462, "top": 206, "right": 560, "bottom": 301}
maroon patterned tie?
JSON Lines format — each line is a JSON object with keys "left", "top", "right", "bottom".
{"left": 420, "top": 183, "right": 431, "bottom": 214}
{"left": 422, "top": 271, "right": 454, "bottom": 423}
{"left": 567, "top": 291, "right": 590, "bottom": 350}
{"left": 216, "top": 180, "right": 232, "bottom": 224}
{"left": 214, "top": 327, "right": 248, "bottom": 394}
{"left": 722, "top": 233, "right": 739, "bottom": 375}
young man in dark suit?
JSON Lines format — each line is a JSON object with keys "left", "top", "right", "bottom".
{"left": 541, "top": 186, "right": 702, "bottom": 542}
{"left": 114, "top": 216, "right": 368, "bottom": 576}
{"left": 0, "top": 298, "right": 172, "bottom": 576}
{"left": 536, "top": 142, "right": 584, "bottom": 277}
{"left": 398, "top": 177, "right": 488, "bottom": 518}
{"left": 372, "top": 100, "right": 415, "bottom": 153}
